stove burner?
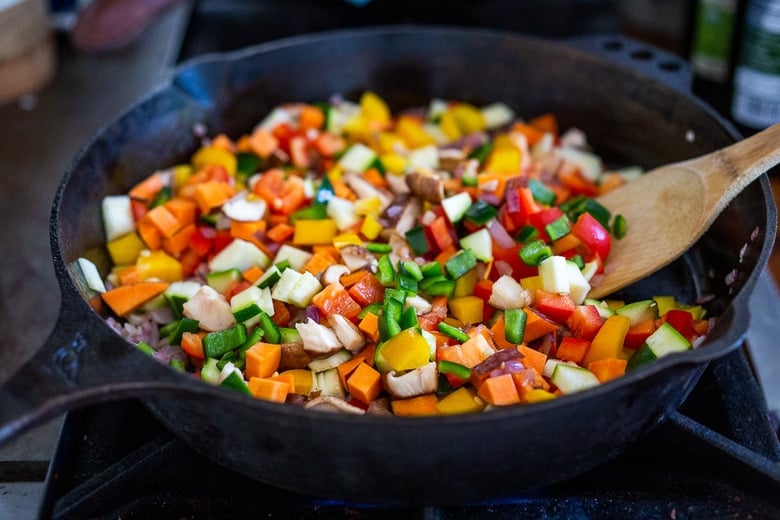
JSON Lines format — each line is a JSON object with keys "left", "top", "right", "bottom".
{"left": 39, "top": 349, "right": 780, "bottom": 519}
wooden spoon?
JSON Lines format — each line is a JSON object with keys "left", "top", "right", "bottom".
{"left": 587, "top": 123, "right": 780, "bottom": 299}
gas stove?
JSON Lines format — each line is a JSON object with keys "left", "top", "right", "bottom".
{"left": 38, "top": 347, "right": 780, "bottom": 518}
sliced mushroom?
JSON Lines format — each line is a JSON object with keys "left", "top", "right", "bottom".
{"left": 343, "top": 172, "right": 393, "bottom": 211}
{"left": 366, "top": 397, "right": 393, "bottom": 416}
{"left": 322, "top": 264, "right": 350, "bottom": 285}
{"left": 304, "top": 395, "right": 366, "bottom": 414}
{"left": 385, "top": 171, "right": 411, "bottom": 195}
{"left": 406, "top": 171, "right": 444, "bottom": 203}
{"left": 339, "top": 245, "right": 378, "bottom": 272}
{"left": 295, "top": 318, "right": 342, "bottom": 355}
{"left": 279, "top": 341, "right": 312, "bottom": 370}
{"left": 438, "top": 148, "right": 466, "bottom": 173}
{"left": 182, "top": 285, "right": 236, "bottom": 332}
{"left": 385, "top": 231, "right": 414, "bottom": 265}
{"left": 327, "top": 314, "right": 366, "bottom": 352}
{"left": 382, "top": 362, "right": 438, "bottom": 399}
{"left": 394, "top": 196, "right": 422, "bottom": 236}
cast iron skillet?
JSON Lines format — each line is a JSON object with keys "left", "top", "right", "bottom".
{"left": 0, "top": 27, "right": 776, "bottom": 504}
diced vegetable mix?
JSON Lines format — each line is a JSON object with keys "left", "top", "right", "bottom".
{"left": 86, "top": 91, "right": 712, "bottom": 416}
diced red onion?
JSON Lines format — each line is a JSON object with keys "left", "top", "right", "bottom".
{"left": 479, "top": 193, "right": 501, "bottom": 206}
{"left": 305, "top": 305, "right": 321, "bottom": 324}
{"left": 495, "top": 260, "right": 513, "bottom": 277}
{"left": 487, "top": 219, "right": 516, "bottom": 249}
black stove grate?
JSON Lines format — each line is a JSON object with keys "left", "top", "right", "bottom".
{"left": 38, "top": 348, "right": 780, "bottom": 519}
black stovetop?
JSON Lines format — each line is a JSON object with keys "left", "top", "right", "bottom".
{"left": 39, "top": 348, "right": 780, "bottom": 519}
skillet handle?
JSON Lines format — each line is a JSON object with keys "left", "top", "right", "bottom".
{"left": 0, "top": 292, "right": 197, "bottom": 447}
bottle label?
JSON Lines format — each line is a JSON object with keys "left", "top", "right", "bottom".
{"left": 691, "top": 0, "right": 738, "bottom": 81}
{"left": 732, "top": 1, "right": 780, "bottom": 128}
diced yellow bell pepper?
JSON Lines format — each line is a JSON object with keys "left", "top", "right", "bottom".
{"left": 379, "top": 153, "right": 407, "bottom": 175}
{"left": 360, "top": 91, "right": 391, "bottom": 124}
{"left": 332, "top": 232, "right": 362, "bottom": 248}
{"left": 376, "top": 132, "right": 405, "bottom": 154}
{"left": 375, "top": 328, "right": 431, "bottom": 373}
{"left": 191, "top": 145, "right": 237, "bottom": 176}
{"left": 172, "top": 164, "right": 193, "bottom": 190}
{"left": 293, "top": 219, "right": 338, "bottom": 246}
{"left": 679, "top": 304, "right": 706, "bottom": 320}
{"left": 279, "top": 368, "right": 313, "bottom": 395}
{"left": 354, "top": 196, "right": 382, "bottom": 217}
{"left": 106, "top": 232, "right": 146, "bottom": 266}
{"left": 439, "top": 110, "right": 461, "bottom": 141}
{"left": 448, "top": 296, "right": 485, "bottom": 325}
{"left": 653, "top": 295, "right": 677, "bottom": 316}
{"left": 396, "top": 116, "right": 436, "bottom": 149}
{"left": 522, "top": 388, "right": 558, "bottom": 404}
{"left": 519, "top": 275, "right": 543, "bottom": 292}
{"left": 342, "top": 115, "right": 371, "bottom": 141}
{"left": 582, "top": 315, "right": 631, "bottom": 366}
{"left": 451, "top": 103, "right": 486, "bottom": 134}
{"left": 485, "top": 147, "right": 521, "bottom": 174}
{"left": 454, "top": 269, "right": 478, "bottom": 298}
{"left": 136, "top": 250, "right": 182, "bottom": 282}
{"left": 360, "top": 214, "right": 383, "bottom": 240}
{"left": 437, "top": 386, "right": 485, "bottom": 415}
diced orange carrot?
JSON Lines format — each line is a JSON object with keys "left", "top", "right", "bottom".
{"left": 598, "top": 172, "right": 626, "bottom": 194}
{"left": 362, "top": 167, "right": 388, "bottom": 189}
{"left": 513, "top": 367, "right": 550, "bottom": 398}
{"left": 242, "top": 265, "right": 265, "bottom": 284}
{"left": 145, "top": 204, "right": 181, "bottom": 238}
{"left": 477, "top": 373, "right": 521, "bottom": 406}
{"left": 245, "top": 342, "right": 282, "bottom": 379}
{"left": 337, "top": 356, "right": 364, "bottom": 389}
{"left": 194, "top": 180, "right": 235, "bottom": 214}
{"left": 587, "top": 357, "right": 627, "bottom": 383}
{"left": 339, "top": 270, "right": 368, "bottom": 288}
{"left": 101, "top": 282, "right": 168, "bottom": 316}
{"left": 354, "top": 343, "right": 376, "bottom": 368}
{"left": 211, "top": 133, "right": 235, "bottom": 152}
{"left": 299, "top": 104, "right": 325, "bottom": 130}
{"left": 329, "top": 175, "right": 356, "bottom": 201}
{"left": 529, "top": 113, "right": 559, "bottom": 137}
{"left": 313, "top": 132, "right": 345, "bottom": 158}
{"left": 248, "top": 377, "right": 290, "bottom": 403}
{"left": 163, "top": 223, "right": 196, "bottom": 256}
{"left": 311, "top": 283, "right": 362, "bottom": 321}
{"left": 117, "top": 265, "right": 141, "bottom": 286}
{"left": 390, "top": 394, "right": 440, "bottom": 416}
{"left": 271, "top": 372, "right": 296, "bottom": 390}
{"left": 489, "top": 314, "right": 516, "bottom": 350}
{"left": 266, "top": 223, "right": 295, "bottom": 243}
{"left": 301, "top": 251, "right": 337, "bottom": 277}
{"left": 434, "top": 244, "right": 457, "bottom": 266}
{"left": 164, "top": 198, "right": 197, "bottom": 226}
{"left": 181, "top": 331, "right": 206, "bottom": 359}
{"left": 253, "top": 169, "right": 306, "bottom": 214}
{"left": 129, "top": 172, "right": 165, "bottom": 202}
{"left": 511, "top": 121, "right": 545, "bottom": 146}
{"left": 522, "top": 308, "right": 559, "bottom": 342}
{"left": 347, "top": 362, "right": 382, "bottom": 405}
{"left": 692, "top": 319, "right": 709, "bottom": 336}
{"left": 312, "top": 245, "right": 341, "bottom": 261}
{"left": 358, "top": 313, "right": 380, "bottom": 342}
{"left": 230, "top": 220, "right": 267, "bottom": 250}
{"left": 248, "top": 128, "right": 279, "bottom": 159}
{"left": 517, "top": 344, "right": 548, "bottom": 375}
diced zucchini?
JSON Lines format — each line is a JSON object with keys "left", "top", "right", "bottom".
{"left": 256, "top": 265, "right": 282, "bottom": 289}
{"left": 584, "top": 298, "right": 615, "bottom": 319}
{"left": 273, "top": 244, "right": 313, "bottom": 272}
{"left": 101, "top": 195, "right": 135, "bottom": 242}
{"left": 551, "top": 363, "right": 601, "bottom": 394}
{"left": 565, "top": 261, "right": 591, "bottom": 305}
{"left": 325, "top": 101, "right": 360, "bottom": 134}
{"left": 201, "top": 358, "right": 221, "bottom": 384}
{"left": 287, "top": 271, "right": 323, "bottom": 308}
{"left": 279, "top": 327, "right": 301, "bottom": 344}
{"left": 539, "top": 255, "right": 569, "bottom": 295}
{"left": 314, "top": 367, "right": 345, "bottom": 398}
{"left": 580, "top": 259, "right": 600, "bottom": 282}
{"left": 615, "top": 300, "right": 657, "bottom": 326}
{"left": 441, "top": 191, "right": 473, "bottom": 223}
{"left": 77, "top": 257, "right": 106, "bottom": 293}
{"left": 459, "top": 228, "right": 493, "bottom": 262}
{"left": 165, "top": 280, "right": 202, "bottom": 300}
{"left": 480, "top": 102, "right": 516, "bottom": 129}
{"left": 338, "top": 143, "right": 377, "bottom": 172}
{"left": 326, "top": 196, "right": 360, "bottom": 231}
{"left": 206, "top": 268, "right": 242, "bottom": 294}
{"left": 627, "top": 322, "right": 691, "bottom": 372}
{"left": 209, "top": 238, "right": 270, "bottom": 272}
{"left": 308, "top": 349, "right": 353, "bottom": 373}
{"left": 231, "top": 285, "right": 274, "bottom": 326}
{"left": 557, "top": 147, "right": 602, "bottom": 182}
{"left": 271, "top": 269, "right": 303, "bottom": 304}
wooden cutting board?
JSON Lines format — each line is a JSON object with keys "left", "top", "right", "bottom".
{"left": 0, "top": 0, "right": 56, "bottom": 105}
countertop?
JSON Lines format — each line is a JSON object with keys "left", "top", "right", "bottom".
{"left": 1, "top": 4, "right": 779, "bottom": 518}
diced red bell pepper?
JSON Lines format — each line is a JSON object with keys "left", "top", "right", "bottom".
{"left": 348, "top": 274, "right": 386, "bottom": 306}
{"left": 211, "top": 230, "right": 234, "bottom": 257}
{"left": 189, "top": 226, "right": 214, "bottom": 256}
{"left": 665, "top": 309, "right": 695, "bottom": 340}
{"left": 504, "top": 187, "right": 541, "bottom": 228}
{"left": 179, "top": 248, "right": 202, "bottom": 278}
{"left": 624, "top": 319, "right": 656, "bottom": 350}
{"left": 489, "top": 244, "right": 537, "bottom": 281}
{"left": 533, "top": 290, "right": 576, "bottom": 323}
{"left": 289, "top": 136, "right": 311, "bottom": 169}
{"left": 566, "top": 305, "right": 604, "bottom": 341}
{"left": 571, "top": 212, "right": 611, "bottom": 261}
{"left": 271, "top": 122, "right": 295, "bottom": 154}
{"left": 426, "top": 215, "right": 455, "bottom": 252}
{"left": 528, "top": 207, "right": 564, "bottom": 243}
{"left": 556, "top": 336, "right": 591, "bottom": 364}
